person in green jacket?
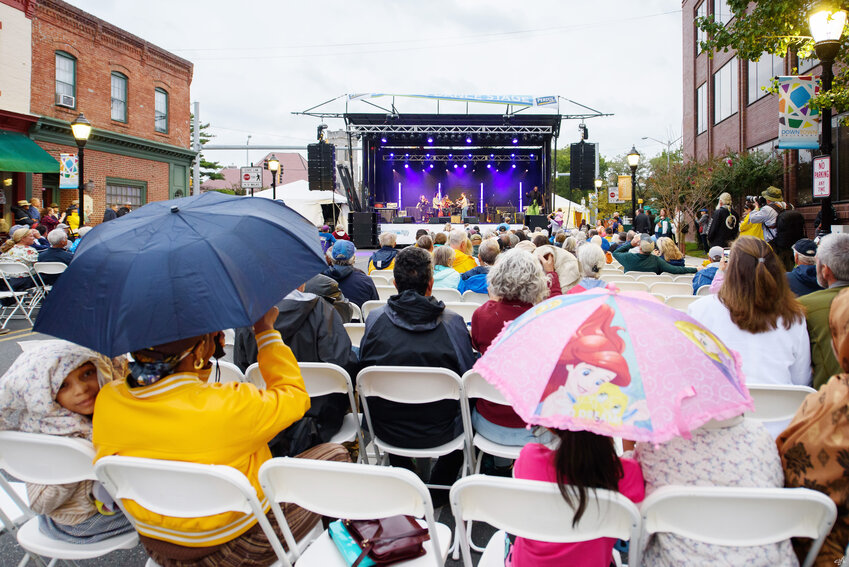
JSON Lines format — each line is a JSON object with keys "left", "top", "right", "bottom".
{"left": 612, "top": 234, "right": 698, "bottom": 275}
{"left": 799, "top": 233, "right": 849, "bottom": 389}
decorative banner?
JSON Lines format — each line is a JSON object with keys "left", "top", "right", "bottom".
{"left": 618, "top": 175, "right": 632, "bottom": 202}
{"left": 777, "top": 76, "right": 821, "bottom": 149}
{"left": 349, "top": 93, "right": 558, "bottom": 107}
{"left": 59, "top": 153, "right": 78, "bottom": 189}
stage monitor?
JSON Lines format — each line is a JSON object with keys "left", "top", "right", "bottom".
{"left": 570, "top": 141, "right": 597, "bottom": 193}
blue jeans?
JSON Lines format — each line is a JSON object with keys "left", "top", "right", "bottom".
{"left": 472, "top": 409, "right": 543, "bottom": 446}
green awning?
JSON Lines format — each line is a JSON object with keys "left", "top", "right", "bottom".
{"left": 0, "top": 130, "right": 60, "bottom": 173}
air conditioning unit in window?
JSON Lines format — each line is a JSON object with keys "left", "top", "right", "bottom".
{"left": 55, "top": 93, "right": 75, "bottom": 108}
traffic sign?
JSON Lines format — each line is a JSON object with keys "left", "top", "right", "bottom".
{"left": 241, "top": 167, "right": 263, "bottom": 189}
{"left": 813, "top": 155, "right": 830, "bottom": 198}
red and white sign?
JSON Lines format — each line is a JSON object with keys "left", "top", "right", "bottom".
{"left": 240, "top": 166, "right": 262, "bottom": 189}
{"left": 813, "top": 155, "right": 831, "bottom": 199}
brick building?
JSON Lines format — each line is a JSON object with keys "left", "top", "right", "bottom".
{"left": 0, "top": 0, "right": 194, "bottom": 228}
{"left": 682, "top": 0, "right": 848, "bottom": 229}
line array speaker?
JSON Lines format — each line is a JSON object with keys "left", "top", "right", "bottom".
{"left": 308, "top": 142, "right": 337, "bottom": 192}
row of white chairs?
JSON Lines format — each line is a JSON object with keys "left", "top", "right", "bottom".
{"left": 374, "top": 285, "right": 487, "bottom": 305}
{"left": 609, "top": 281, "right": 695, "bottom": 296}
{"left": 603, "top": 272, "right": 695, "bottom": 284}
{"left": 0, "top": 261, "right": 67, "bottom": 328}
{"left": 0, "top": 432, "right": 835, "bottom": 567}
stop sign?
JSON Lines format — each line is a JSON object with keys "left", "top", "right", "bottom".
{"left": 243, "top": 173, "right": 250, "bottom": 181}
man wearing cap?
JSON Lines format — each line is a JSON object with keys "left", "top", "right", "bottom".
{"left": 324, "top": 240, "right": 378, "bottom": 308}
{"left": 613, "top": 234, "right": 699, "bottom": 275}
{"left": 786, "top": 239, "right": 823, "bottom": 297}
{"left": 11, "top": 200, "right": 35, "bottom": 227}
{"left": 747, "top": 186, "right": 785, "bottom": 243}
{"left": 691, "top": 246, "right": 724, "bottom": 293}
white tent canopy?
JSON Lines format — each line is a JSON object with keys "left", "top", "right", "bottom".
{"left": 552, "top": 194, "right": 587, "bottom": 229}
{"left": 253, "top": 180, "right": 349, "bottom": 227}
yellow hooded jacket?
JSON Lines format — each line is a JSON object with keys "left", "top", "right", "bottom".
{"left": 452, "top": 248, "right": 478, "bottom": 274}
{"left": 92, "top": 330, "right": 310, "bottom": 547}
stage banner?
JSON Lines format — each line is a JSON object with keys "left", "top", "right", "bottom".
{"left": 349, "top": 93, "right": 558, "bottom": 107}
{"left": 617, "top": 175, "right": 632, "bottom": 202}
{"left": 59, "top": 153, "right": 78, "bottom": 189}
{"left": 777, "top": 76, "right": 821, "bottom": 150}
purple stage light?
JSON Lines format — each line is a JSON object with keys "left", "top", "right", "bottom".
{"left": 466, "top": 137, "right": 472, "bottom": 144}
{"left": 426, "top": 153, "right": 431, "bottom": 158}
{"left": 512, "top": 138, "right": 518, "bottom": 144}
{"left": 511, "top": 153, "right": 515, "bottom": 158}
{"left": 427, "top": 137, "right": 434, "bottom": 143}
{"left": 490, "top": 154, "right": 494, "bottom": 158}
{"left": 486, "top": 164, "right": 491, "bottom": 169}
{"left": 463, "top": 164, "right": 467, "bottom": 168}
{"left": 468, "top": 153, "right": 472, "bottom": 158}
{"left": 530, "top": 153, "right": 535, "bottom": 158}
{"left": 390, "top": 153, "right": 395, "bottom": 158}
{"left": 404, "top": 164, "right": 409, "bottom": 168}
{"left": 448, "top": 153, "right": 453, "bottom": 158}
{"left": 429, "top": 164, "right": 434, "bottom": 169}
{"left": 453, "top": 164, "right": 458, "bottom": 169}
{"left": 381, "top": 137, "right": 387, "bottom": 143}
{"left": 519, "top": 182, "right": 523, "bottom": 209}
{"left": 512, "top": 164, "right": 516, "bottom": 168}
{"left": 405, "top": 153, "right": 409, "bottom": 158}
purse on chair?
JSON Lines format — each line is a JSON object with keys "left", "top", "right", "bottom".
{"left": 329, "top": 514, "right": 430, "bottom": 566}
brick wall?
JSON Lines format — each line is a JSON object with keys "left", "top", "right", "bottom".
{"left": 30, "top": 0, "right": 192, "bottom": 147}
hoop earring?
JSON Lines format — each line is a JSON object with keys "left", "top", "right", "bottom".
{"left": 193, "top": 357, "right": 204, "bottom": 370}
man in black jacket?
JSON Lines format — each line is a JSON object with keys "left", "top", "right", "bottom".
{"left": 358, "top": 246, "right": 475, "bottom": 500}
{"left": 324, "top": 240, "right": 378, "bottom": 308}
{"left": 633, "top": 208, "right": 652, "bottom": 234}
{"left": 707, "top": 192, "right": 739, "bottom": 248}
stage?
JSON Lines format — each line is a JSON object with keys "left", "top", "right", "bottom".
{"left": 378, "top": 222, "right": 524, "bottom": 246}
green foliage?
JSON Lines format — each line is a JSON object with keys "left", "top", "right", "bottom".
{"left": 190, "top": 115, "right": 225, "bottom": 181}
{"left": 706, "top": 150, "right": 785, "bottom": 199}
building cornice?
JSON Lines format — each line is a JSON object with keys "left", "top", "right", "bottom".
{"left": 0, "top": 0, "right": 36, "bottom": 17}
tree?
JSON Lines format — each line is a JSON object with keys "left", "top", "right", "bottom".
{"left": 696, "top": 0, "right": 849, "bottom": 112}
{"left": 189, "top": 115, "right": 225, "bottom": 181}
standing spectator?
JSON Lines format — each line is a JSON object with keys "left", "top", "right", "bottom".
{"left": 633, "top": 208, "right": 651, "bottom": 235}
{"left": 40, "top": 206, "right": 59, "bottom": 234}
{"left": 799, "top": 233, "right": 849, "bottom": 389}
{"left": 613, "top": 234, "right": 697, "bottom": 275}
{"left": 746, "top": 186, "right": 785, "bottom": 244}
{"left": 332, "top": 223, "right": 350, "bottom": 241}
{"left": 691, "top": 246, "right": 724, "bottom": 294}
{"left": 102, "top": 203, "right": 119, "bottom": 223}
{"left": 323, "top": 240, "right": 377, "bottom": 308}
{"left": 696, "top": 208, "right": 710, "bottom": 252}
{"left": 739, "top": 200, "right": 764, "bottom": 239}
{"left": 772, "top": 209, "right": 806, "bottom": 272}
{"left": 317, "top": 225, "right": 335, "bottom": 254}
{"left": 813, "top": 204, "right": 839, "bottom": 234}
{"left": 448, "top": 229, "right": 477, "bottom": 274}
{"left": 432, "top": 245, "right": 461, "bottom": 289}
{"left": 458, "top": 238, "right": 499, "bottom": 294}
{"left": 367, "top": 232, "right": 398, "bottom": 274}
{"left": 28, "top": 198, "right": 42, "bottom": 222}
{"left": 654, "top": 208, "right": 675, "bottom": 241}
{"left": 786, "top": 239, "right": 822, "bottom": 298}
{"left": 707, "top": 192, "right": 739, "bottom": 248}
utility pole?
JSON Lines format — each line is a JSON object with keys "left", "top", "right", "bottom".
{"left": 192, "top": 102, "right": 200, "bottom": 196}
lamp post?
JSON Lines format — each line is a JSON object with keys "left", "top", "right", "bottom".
{"left": 641, "top": 135, "right": 683, "bottom": 170}
{"left": 70, "top": 113, "right": 92, "bottom": 229}
{"left": 268, "top": 154, "right": 280, "bottom": 200}
{"left": 594, "top": 177, "right": 603, "bottom": 225}
{"left": 626, "top": 145, "right": 641, "bottom": 221}
{"left": 809, "top": 2, "right": 847, "bottom": 234}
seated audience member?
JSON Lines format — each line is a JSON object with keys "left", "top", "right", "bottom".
{"left": 11, "top": 199, "right": 35, "bottom": 226}
{"left": 786, "top": 238, "right": 822, "bottom": 297}
{"left": 414, "top": 228, "right": 429, "bottom": 241}
{"left": 458, "top": 239, "right": 499, "bottom": 294}
{"left": 553, "top": 231, "right": 566, "bottom": 247}
{"left": 37, "top": 230, "right": 74, "bottom": 285}
{"left": 432, "top": 245, "right": 461, "bottom": 289}
{"left": 305, "top": 273, "right": 353, "bottom": 323}
{"left": 777, "top": 288, "right": 849, "bottom": 566}
{"left": 358, "top": 247, "right": 475, "bottom": 501}
{"left": 534, "top": 245, "right": 580, "bottom": 295}
{"left": 94, "top": 308, "right": 350, "bottom": 566}
{"left": 234, "top": 279, "right": 357, "bottom": 456}
{"left": 613, "top": 234, "right": 697, "bottom": 275}
{"left": 0, "top": 341, "right": 133, "bottom": 543}
{"left": 69, "top": 226, "right": 92, "bottom": 254}
{"left": 32, "top": 226, "right": 49, "bottom": 251}
{"left": 470, "top": 233, "right": 482, "bottom": 258}
{"left": 635, "top": 415, "right": 796, "bottom": 566}
{"left": 691, "top": 246, "right": 723, "bottom": 294}
{"left": 568, "top": 243, "right": 608, "bottom": 294}
{"left": 332, "top": 223, "right": 350, "bottom": 241}
{"left": 799, "top": 233, "right": 849, "bottom": 389}
{"left": 511, "top": 430, "right": 644, "bottom": 566}
{"left": 323, "top": 239, "right": 378, "bottom": 309}
{"left": 608, "top": 233, "right": 628, "bottom": 254}
{"left": 448, "top": 229, "right": 478, "bottom": 273}
{"left": 368, "top": 232, "right": 398, "bottom": 273}
{"left": 416, "top": 234, "right": 434, "bottom": 253}
{"left": 471, "top": 249, "right": 549, "bottom": 445}
{"left": 0, "top": 228, "right": 39, "bottom": 292}
{"left": 433, "top": 232, "right": 448, "bottom": 247}
{"left": 655, "top": 236, "right": 684, "bottom": 266}
{"left": 532, "top": 233, "right": 549, "bottom": 248}
{"left": 561, "top": 236, "right": 577, "bottom": 255}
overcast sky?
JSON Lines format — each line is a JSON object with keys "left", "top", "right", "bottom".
{"left": 67, "top": 0, "right": 683, "bottom": 169}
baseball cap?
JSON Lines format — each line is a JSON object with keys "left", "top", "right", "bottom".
{"left": 708, "top": 246, "right": 724, "bottom": 261}
{"left": 331, "top": 239, "right": 356, "bottom": 261}
{"left": 793, "top": 238, "right": 817, "bottom": 258}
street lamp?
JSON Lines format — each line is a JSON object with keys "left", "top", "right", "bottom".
{"left": 809, "top": 2, "right": 847, "bottom": 234}
{"left": 594, "top": 178, "right": 603, "bottom": 225}
{"left": 641, "top": 135, "right": 683, "bottom": 170}
{"left": 268, "top": 154, "right": 280, "bottom": 200}
{"left": 70, "top": 113, "right": 92, "bottom": 229}
{"left": 626, "top": 145, "right": 641, "bottom": 220}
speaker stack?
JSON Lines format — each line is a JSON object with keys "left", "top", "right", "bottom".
{"left": 308, "top": 142, "right": 337, "bottom": 192}
{"left": 526, "top": 215, "right": 548, "bottom": 232}
{"left": 348, "top": 212, "right": 377, "bottom": 248}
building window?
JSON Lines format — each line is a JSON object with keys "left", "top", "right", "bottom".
{"left": 106, "top": 181, "right": 146, "bottom": 208}
{"left": 797, "top": 149, "right": 814, "bottom": 205}
{"left": 713, "top": 0, "right": 732, "bottom": 25}
{"left": 696, "top": 2, "right": 707, "bottom": 54}
{"left": 714, "top": 57, "right": 738, "bottom": 124}
{"left": 798, "top": 56, "right": 819, "bottom": 74}
{"left": 697, "top": 83, "right": 708, "bottom": 134}
{"left": 748, "top": 53, "right": 784, "bottom": 104}
{"left": 55, "top": 52, "right": 76, "bottom": 103}
{"left": 154, "top": 88, "right": 168, "bottom": 133}
{"left": 748, "top": 139, "right": 780, "bottom": 156}
{"left": 111, "top": 72, "right": 128, "bottom": 122}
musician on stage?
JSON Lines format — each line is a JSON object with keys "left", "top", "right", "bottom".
{"left": 458, "top": 193, "right": 470, "bottom": 218}
{"left": 416, "top": 195, "right": 430, "bottom": 222}
{"left": 526, "top": 185, "right": 545, "bottom": 215}
{"left": 439, "top": 195, "right": 453, "bottom": 217}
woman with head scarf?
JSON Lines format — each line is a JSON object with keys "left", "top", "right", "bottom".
{"left": 0, "top": 340, "right": 133, "bottom": 542}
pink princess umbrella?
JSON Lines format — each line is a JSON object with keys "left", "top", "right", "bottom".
{"left": 473, "top": 288, "right": 753, "bottom": 444}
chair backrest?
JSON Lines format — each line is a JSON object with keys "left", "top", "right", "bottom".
{"left": 462, "top": 370, "right": 507, "bottom": 405}
{"left": 461, "top": 290, "right": 489, "bottom": 305}
{"left": 212, "top": 360, "right": 245, "bottom": 384}
{"left": 633, "top": 274, "right": 674, "bottom": 285}
{"left": 442, "top": 301, "right": 478, "bottom": 325}
{"left": 626, "top": 271, "right": 657, "bottom": 278}
{"left": 614, "top": 281, "right": 650, "bottom": 293}
{"left": 745, "top": 384, "right": 816, "bottom": 423}
{"left": 95, "top": 456, "right": 290, "bottom": 565}
{"left": 375, "top": 285, "right": 396, "bottom": 301}
{"left": 32, "top": 261, "right": 67, "bottom": 276}
{"left": 357, "top": 366, "right": 463, "bottom": 404}
{"left": 298, "top": 362, "right": 353, "bottom": 398}
{"left": 0, "top": 261, "right": 31, "bottom": 279}
{"left": 369, "top": 272, "right": 393, "bottom": 285}
{"left": 244, "top": 363, "right": 266, "bottom": 389}
{"left": 450, "top": 475, "right": 641, "bottom": 567}
{"left": 696, "top": 284, "right": 711, "bottom": 296}
{"left": 639, "top": 485, "right": 836, "bottom": 567}
{"left": 601, "top": 274, "right": 635, "bottom": 283}
{"left": 259, "top": 458, "right": 443, "bottom": 566}
{"left": 673, "top": 274, "right": 695, "bottom": 283}
{"left": 361, "top": 300, "right": 386, "bottom": 321}
{"left": 665, "top": 294, "right": 700, "bottom": 311}
{"left": 0, "top": 431, "right": 96, "bottom": 485}
{"left": 431, "top": 287, "right": 463, "bottom": 303}
{"left": 349, "top": 302, "right": 362, "bottom": 323}
{"left": 222, "top": 328, "right": 236, "bottom": 346}
{"left": 650, "top": 282, "right": 694, "bottom": 297}
{"left": 344, "top": 322, "right": 366, "bottom": 348}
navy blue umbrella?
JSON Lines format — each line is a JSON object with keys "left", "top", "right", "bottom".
{"left": 34, "top": 192, "right": 327, "bottom": 357}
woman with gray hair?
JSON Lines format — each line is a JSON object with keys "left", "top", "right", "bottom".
{"left": 568, "top": 243, "right": 609, "bottom": 294}
{"left": 470, "top": 249, "right": 550, "bottom": 446}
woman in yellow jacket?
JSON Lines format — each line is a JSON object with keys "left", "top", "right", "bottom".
{"left": 93, "top": 307, "right": 349, "bottom": 566}
{"left": 739, "top": 200, "right": 764, "bottom": 239}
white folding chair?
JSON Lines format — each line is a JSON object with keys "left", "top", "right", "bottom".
{"left": 31, "top": 261, "right": 67, "bottom": 298}
{"left": 259, "top": 458, "right": 451, "bottom": 566}
{"left": 461, "top": 371, "right": 523, "bottom": 474}
{"left": 633, "top": 274, "right": 673, "bottom": 285}
{"left": 450, "top": 475, "right": 641, "bottom": 567}
{"left": 375, "top": 285, "right": 397, "bottom": 301}
{"left": 212, "top": 359, "right": 245, "bottom": 384}
{"left": 601, "top": 274, "right": 635, "bottom": 284}
{"left": 0, "top": 431, "right": 139, "bottom": 566}
{"left": 665, "top": 294, "right": 700, "bottom": 311}
{"left": 744, "top": 384, "right": 816, "bottom": 424}
{"left": 0, "top": 261, "right": 36, "bottom": 327}
{"left": 349, "top": 302, "right": 362, "bottom": 323}
{"left": 343, "top": 322, "right": 366, "bottom": 348}
{"left": 431, "top": 288, "right": 462, "bottom": 303}
{"left": 696, "top": 284, "right": 711, "bottom": 296}
{"left": 613, "top": 281, "right": 650, "bottom": 293}
{"left": 244, "top": 363, "right": 266, "bottom": 389}
{"left": 0, "top": 475, "right": 31, "bottom": 535}
{"left": 639, "top": 485, "right": 837, "bottom": 567}
{"left": 369, "top": 272, "right": 393, "bottom": 286}
{"left": 357, "top": 366, "right": 473, "bottom": 486}
{"left": 673, "top": 274, "right": 695, "bottom": 283}
{"left": 222, "top": 328, "right": 236, "bottom": 346}
{"left": 461, "top": 290, "right": 489, "bottom": 305}
{"left": 361, "top": 300, "right": 386, "bottom": 322}
{"left": 298, "top": 362, "right": 366, "bottom": 461}
{"left": 442, "top": 302, "right": 478, "bottom": 325}
{"left": 624, "top": 271, "right": 656, "bottom": 278}
{"left": 650, "top": 282, "right": 694, "bottom": 297}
